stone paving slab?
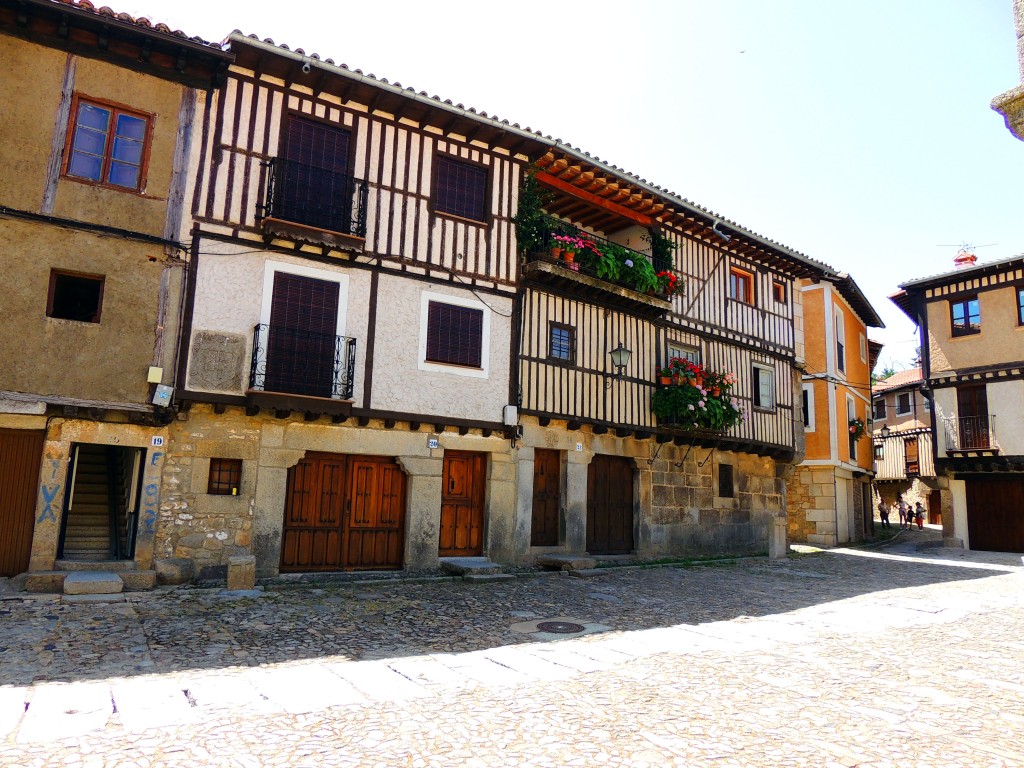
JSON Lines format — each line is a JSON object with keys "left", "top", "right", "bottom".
{"left": 17, "top": 681, "right": 112, "bottom": 743}
{"left": 249, "top": 664, "right": 368, "bottom": 713}
{"left": 109, "top": 675, "right": 195, "bottom": 732}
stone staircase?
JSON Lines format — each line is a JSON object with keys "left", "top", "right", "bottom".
{"left": 61, "top": 445, "right": 117, "bottom": 561}
{"left": 25, "top": 559, "right": 155, "bottom": 595}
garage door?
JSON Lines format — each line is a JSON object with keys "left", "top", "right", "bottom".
{"left": 965, "top": 476, "right": 1024, "bottom": 553}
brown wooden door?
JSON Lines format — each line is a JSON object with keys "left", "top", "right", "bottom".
{"left": 439, "top": 451, "right": 486, "bottom": 556}
{"left": 928, "top": 489, "right": 942, "bottom": 526}
{"left": 905, "top": 437, "right": 919, "bottom": 476}
{"left": 281, "top": 453, "right": 406, "bottom": 571}
{"left": 265, "top": 272, "right": 339, "bottom": 398}
{"left": 531, "top": 449, "right": 561, "bottom": 546}
{"left": 344, "top": 457, "right": 406, "bottom": 570}
{"left": 0, "top": 429, "right": 44, "bottom": 576}
{"left": 587, "top": 455, "right": 634, "bottom": 555}
{"left": 965, "top": 477, "right": 1024, "bottom": 553}
{"left": 957, "top": 385, "right": 989, "bottom": 449}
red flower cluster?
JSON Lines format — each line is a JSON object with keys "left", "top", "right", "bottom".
{"left": 657, "top": 271, "right": 679, "bottom": 295}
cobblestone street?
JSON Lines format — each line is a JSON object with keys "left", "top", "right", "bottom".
{"left": 2, "top": 529, "right": 1023, "bottom": 767}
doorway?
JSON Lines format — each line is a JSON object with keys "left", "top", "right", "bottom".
{"left": 586, "top": 455, "right": 634, "bottom": 554}
{"left": 280, "top": 452, "right": 407, "bottom": 571}
{"left": 439, "top": 450, "right": 487, "bottom": 557}
{"left": 58, "top": 444, "right": 143, "bottom": 561}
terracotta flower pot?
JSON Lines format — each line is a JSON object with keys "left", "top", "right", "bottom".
{"left": 659, "top": 376, "right": 672, "bottom": 386}
{"left": 711, "top": 387, "right": 721, "bottom": 397}
{"left": 551, "top": 246, "right": 564, "bottom": 260}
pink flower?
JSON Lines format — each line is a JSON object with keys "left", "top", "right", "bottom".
{"left": 698, "top": 400, "right": 706, "bottom": 408}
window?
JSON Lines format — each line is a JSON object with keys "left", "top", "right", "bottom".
{"left": 433, "top": 155, "right": 488, "bottom": 222}
{"left": 835, "top": 309, "right": 846, "bottom": 374}
{"left": 667, "top": 342, "right": 700, "bottom": 366}
{"left": 729, "top": 267, "right": 754, "bottom": 304}
{"left": 802, "top": 383, "right": 815, "bottom": 431}
{"left": 208, "top": 458, "right": 242, "bottom": 495}
{"left": 548, "top": 323, "right": 575, "bottom": 363}
{"left": 1018, "top": 287, "right": 1024, "bottom": 326}
{"left": 859, "top": 332, "right": 867, "bottom": 363}
{"left": 896, "top": 392, "right": 911, "bottom": 416}
{"left": 873, "top": 398, "right": 887, "bottom": 421}
{"left": 923, "top": 396, "right": 930, "bottom": 412}
{"left": 772, "top": 280, "right": 786, "bottom": 303}
{"left": 950, "top": 296, "right": 980, "bottom": 337}
{"left": 47, "top": 270, "right": 104, "bottom": 323}
{"left": 874, "top": 443, "right": 884, "bottom": 461}
{"left": 64, "top": 96, "right": 151, "bottom": 191}
{"left": 752, "top": 363, "right": 775, "bottom": 410}
{"left": 718, "top": 463, "right": 734, "bottom": 498}
{"left": 425, "top": 300, "right": 484, "bottom": 368}
{"left": 847, "top": 396, "right": 857, "bottom": 461}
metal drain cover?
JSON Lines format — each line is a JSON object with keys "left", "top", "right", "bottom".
{"left": 536, "top": 621, "right": 585, "bottom": 634}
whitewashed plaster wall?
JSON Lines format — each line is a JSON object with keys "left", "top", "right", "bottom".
{"left": 370, "top": 273, "right": 512, "bottom": 421}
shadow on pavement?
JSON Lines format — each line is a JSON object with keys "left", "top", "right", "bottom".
{"left": 1, "top": 528, "right": 1020, "bottom": 688}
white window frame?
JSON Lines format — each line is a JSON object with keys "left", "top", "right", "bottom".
{"left": 859, "top": 332, "right": 867, "bottom": 363}
{"left": 895, "top": 392, "right": 912, "bottom": 416}
{"left": 802, "top": 383, "right": 815, "bottom": 432}
{"left": 753, "top": 362, "right": 776, "bottom": 411}
{"left": 418, "top": 290, "right": 491, "bottom": 379}
{"left": 668, "top": 342, "right": 700, "bottom": 365}
{"left": 835, "top": 307, "right": 846, "bottom": 376}
{"left": 873, "top": 397, "right": 887, "bottom": 422}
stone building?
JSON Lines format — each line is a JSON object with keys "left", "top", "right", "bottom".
{"left": 0, "top": 0, "right": 230, "bottom": 587}
{"left": 787, "top": 275, "right": 883, "bottom": 546}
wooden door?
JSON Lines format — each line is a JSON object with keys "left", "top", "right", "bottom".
{"left": 586, "top": 455, "right": 634, "bottom": 555}
{"left": 439, "top": 451, "right": 486, "bottom": 556}
{"left": 281, "top": 453, "right": 406, "bottom": 571}
{"left": 957, "top": 385, "right": 989, "bottom": 449}
{"left": 905, "top": 437, "right": 919, "bottom": 476}
{"left": 265, "top": 272, "right": 339, "bottom": 398}
{"left": 531, "top": 449, "right": 560, "bottom": 546}
{"left": 928, "top": 489, "right": 942, "bottom": 526}
{"left": 965, "top": 477, "right": 1024, "bottom": 553}
{"left": 0, "top": 429, "right": 44, "bottom": 576}
{"left": 344, "top": 457, "right": 406, "bottom": 570}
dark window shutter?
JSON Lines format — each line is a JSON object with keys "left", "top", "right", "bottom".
{"left": 426, "top": 302, "right": 483, "bottom": 367}
{"left": 434, "top": 156, "right": 487, "bottom": 221}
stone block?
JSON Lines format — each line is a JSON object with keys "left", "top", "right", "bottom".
{"left": 463, "top": 573, "right": 515, "bottom": 583}
{"left": 567, "top": 568, "right": 604, "bottom": 578}
{"left": 226, "top": 555, "right": 256, "bottom": 591}
{"left": 24, "top": 572, "right": 65, "bottom": 593}
{"left": 155, "top": 557, "right": 195, "bottom": 586}
{"left": 535, "top": 554, "right": 598, "bottom": 571}
{"left": 63, "top": 572, "right": 124, "bottom": 595}
{"left": 439, "top": 557, "right": 502, "bottom": 576}
{"left": 120, "top": 570, "right": 156, "bottom": 591}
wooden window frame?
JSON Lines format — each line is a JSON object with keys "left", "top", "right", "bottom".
{"left": 847, "top": 395, "right": 857, "bottom": 461}
{"left": 873, "top": 397, "right": 887, "bottom": 421}
{"left": 802, "top": 383, "right": 815, "bottom": 432}
{"left": 207, "top": 458, "right": 243, "bottom": 495}
{"left": 667, "top": 342, "right": 701, "bottom": 366}
{"left": 431, "top": 153, "right": 490, "bottom": 224}
{"left": 729, "top": 266, "right": 755, "bottom": 305}
{"left": 46, "top": 269, "right": 105, "bottom": 323}
{"left": 895, "top": 392, "right": 912, "bottom": 416}
{"left": 772, "top": 280, "right": 786, "bottom": 304}
{"left": 548, "top": 322, "right": 576, "bottom": 365}
{"left": 425, "top": 300, "right": 484, "bottom": 369}
{"left": 949, "top": 295, "right": 980, "bottom": 337}
{"left": 752, "top": 362, "right": 776, "bottom": 411}
{"left": 62, "top": 93, "right": 154, "bottom": 194}
{"left": 874, "top": 443, "right": 884, "bottom": 461}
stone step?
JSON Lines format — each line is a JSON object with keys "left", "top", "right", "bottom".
{"left": 120, "top": 570, "right": 156, "bottom": 592}
{"left": 535, "top": 554, "right": 599, "bottom": 571}
{"left": 63, "top": 572, "right": 124, "bottom": 595}
{"left": 439, "top": 557, "right": 503, "bottom": 576}
{"left": 55, "top": 559, "right": 138, "bottom": 572}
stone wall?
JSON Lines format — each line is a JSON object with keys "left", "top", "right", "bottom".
{"left": 787, "top": 466, "right": 837, "bottom": 546}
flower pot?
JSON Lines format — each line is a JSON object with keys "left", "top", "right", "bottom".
{"left": 711, "top": 387, "right": 721, "bottom": 397}
{"left": 551, "top": 246, "right": 564, "bottom": 260}
{"left": 659, "top": 376, "right": 672, "bottom": 386}
{"left": 563, "top": 250, "right": 575, "bottom": 265}
{"left": 694, "top": 376, "right": 703, "bottom": 388}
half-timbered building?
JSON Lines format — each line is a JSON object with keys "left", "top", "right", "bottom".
{"left": 0, "top": 0, "right": 230, "bottom": 586}
{"left": 161, "top": 29, "right": 858, "bottom": 580}
{"left": 892, "top": 253, "right": 1024, "bottom": 553}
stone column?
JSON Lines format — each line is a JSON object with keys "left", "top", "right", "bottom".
{"left": 397, "top": 455, "right": 443, "bottom": 570}
{"left": 564, "top": 449, "right": 591, "bottom": 553}
{"left": 252, "top": 449, "right": 305, "bottom": 578}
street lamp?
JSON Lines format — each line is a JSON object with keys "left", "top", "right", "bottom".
{"left": 880, "top": 424, "right": 891, "bottom": 439}
{"left": 609, "top": 343, "right": 632, "bottom": 379}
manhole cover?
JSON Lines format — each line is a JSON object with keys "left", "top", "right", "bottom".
{"left": 536, "top": 621, "right": 585, "bottom": 634}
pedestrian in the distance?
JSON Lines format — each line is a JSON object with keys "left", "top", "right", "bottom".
{"left": 897, "top": 497, "right": 908, "bottom": 529}
{"left": 915, "top": 501, "right": 925, "bottom": 530}
{"left": 877, "top": 499, "right": 891, "bottom": 529}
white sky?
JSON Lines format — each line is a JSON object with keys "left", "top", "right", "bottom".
{"left": 140, "top": 0, "right": 1023, "bottom": 372}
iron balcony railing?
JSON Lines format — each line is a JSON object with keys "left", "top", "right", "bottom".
{"left": 250, "top": 324, "right": 356, "bottom": 400}
{"left": 527, "top": 215, "right": 670, "bottom": 286}
{"left": 944, "top": 414, "right": 998, "bottom": 451}
{"left": 259, "top": 157, "right": 369, "bottom": 237}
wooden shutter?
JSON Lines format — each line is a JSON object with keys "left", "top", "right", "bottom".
{"left": 426, "top": 301, "right": 483, "bottom": 367}
{"left": 284, "top": 116, "right": 350, "bottom": 175}
{"left": 434, "top": 156, "right": 487, "bottom": 221}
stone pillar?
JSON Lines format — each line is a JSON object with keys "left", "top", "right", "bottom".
{"left": 511, "top": 446, "right": 537, "bottom": 564}
{"left": 397, "top": 455, "right": 443, "bottom": 570}
{"left": 252, "top": 449, "right": 304, "bottom": 578}
{"left": 564, "top": 449, "right": 590, "bottom": 553}
{"left": 484, "top": 449, "right": 520, "bottom": 564}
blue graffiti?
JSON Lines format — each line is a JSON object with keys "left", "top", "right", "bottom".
{"left": 150, "top": 451, "right": 164, "bottom": 467}
{"left": 141, "top": 481, "right": 159, "bottom": 532}
{"left": 38, "top": 484, "right": 61, "bottom": 523}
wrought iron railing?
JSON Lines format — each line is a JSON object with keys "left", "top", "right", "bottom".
{"left": 250, "top": 324, "right": 356, "bottom": 400}
{"left": 944, "top": 414, "right": 997, "bottom": 451}
{"left": 526, "top": 216, "right": 670, "bottom": 294}
{"left": 259, "top": 157, "right": 369, "bottom": 237}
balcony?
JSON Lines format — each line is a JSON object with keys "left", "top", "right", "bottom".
{"left": 259, "top": 158, "right": 369, "bottom": 250}
{"left": 944, "top": 414, "right": 999, "bottom": 453}
{"left": 248, "top": 324, "right": 356, "bottom": 414}
{"left": 521, "top": 217, "right": 675, "bottom": 317}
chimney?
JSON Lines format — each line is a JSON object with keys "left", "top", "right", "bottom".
{"left": 953, "top": 249, "right": 977, "bottom": 270}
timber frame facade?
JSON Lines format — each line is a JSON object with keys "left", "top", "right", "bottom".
{"left": 893, "top": 255, "right": 1024, "bottom": 553}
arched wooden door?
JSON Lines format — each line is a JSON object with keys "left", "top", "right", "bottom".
{"left": 586, "top": 455, "right": 634, "bottom": 555}
{"left": 281, "top": 452, "right": 406, "bottom": 571}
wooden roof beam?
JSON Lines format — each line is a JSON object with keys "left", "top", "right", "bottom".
{"left": 536, "top": 171, "right": 654, "bottom": 227}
